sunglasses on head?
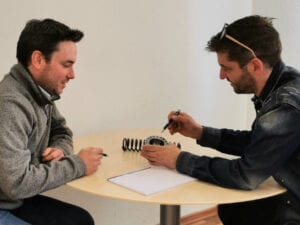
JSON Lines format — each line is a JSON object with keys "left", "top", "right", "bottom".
{"left": 220, "top": 23, "right": 257, "bottom": 58}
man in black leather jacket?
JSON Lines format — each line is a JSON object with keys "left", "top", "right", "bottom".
{"left": 141, "top": 15, "right": 300, "bottom": 225}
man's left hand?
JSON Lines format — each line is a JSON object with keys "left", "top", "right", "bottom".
{"left": 42, "top": 147, "right": 65, "bottom": 162}
{"left": 141, "top": 144, "right": 180, "bottom": 169}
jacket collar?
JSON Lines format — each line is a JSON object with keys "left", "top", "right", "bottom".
{"left": 252, "top": 61, "right": 284, "bottom": 110}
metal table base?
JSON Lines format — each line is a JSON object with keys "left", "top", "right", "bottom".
{"left": 160, "top": 205, "right": 180, "bottom": 225}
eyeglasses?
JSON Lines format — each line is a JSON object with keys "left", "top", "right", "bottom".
{"left": 220, "top": 23, "right": 257, "bottom": 58}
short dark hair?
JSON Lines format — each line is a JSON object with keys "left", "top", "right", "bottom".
{"left": 17, "top": 18, "right": 84, "bottom": 67}
{"left": 206, "top": 15, "right": 282, "bottom": 68}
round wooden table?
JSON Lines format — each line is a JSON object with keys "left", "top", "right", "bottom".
{"left": 68, "top": 129, "right": 286, "bottom": 225}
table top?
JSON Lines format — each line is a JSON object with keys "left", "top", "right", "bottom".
{"left": 67, "top": 128, "right": 286, "bottom": 205}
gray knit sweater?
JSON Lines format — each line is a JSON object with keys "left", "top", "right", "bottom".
{"left": 0, "top": 64, "right": 86, "bottom": 209}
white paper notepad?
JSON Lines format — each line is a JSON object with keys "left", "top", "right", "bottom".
{"left": 108, "top": 166, "right": 196, "bottom": 195}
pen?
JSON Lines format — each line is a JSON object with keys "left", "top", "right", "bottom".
{"left": 161, "top": 109, "right": 181, "bottom": 133}
{"left": 101, "top": 152, "right": 108, "bottom": 157}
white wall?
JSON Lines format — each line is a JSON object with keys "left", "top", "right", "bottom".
{"left": 0, "top": 1, "right": 253, "bottom": 225}
{"left": 253, "top": 0, "right": 300, "bottom": 68}
{"left": 245, "top": 0, "right": 300, "bottom": 127}
{"left": 0, "top": 0, "right": 252, "bottom": 135}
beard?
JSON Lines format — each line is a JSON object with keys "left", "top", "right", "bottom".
{"left": 231, "top": 68, "right": 256, "bottom": 94}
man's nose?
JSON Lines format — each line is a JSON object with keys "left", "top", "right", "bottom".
{"left": 68, "top": 67, "right": 75, "bottom": 79}
{"left": 219, "top": 69, "right": 227, "bottom": 80}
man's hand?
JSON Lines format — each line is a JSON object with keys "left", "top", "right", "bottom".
{"left": 42, "top": 147, "right": 65, "bottom": 162}
{"left": 141, "top": 144, "right": 180, "bottom": 169}
{"left": 167, "top": 111, "right": 203, "bottom": 140}
{"left": 78, "top": 147, "right": 104, "bottom": 175}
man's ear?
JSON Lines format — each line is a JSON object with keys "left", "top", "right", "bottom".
{"left": 30, "top": 50, "right": 45, "bottom": 70}
{"left": 248, "top": 57, "right": 264, "bottom": 75}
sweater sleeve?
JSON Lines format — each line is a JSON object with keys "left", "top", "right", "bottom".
{"left": 0, "top": 96, "right": 85, "bottom": 201}
{"left": 48, "top": 103, "right": 74, "bottom": 155}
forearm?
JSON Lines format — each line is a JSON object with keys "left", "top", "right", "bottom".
{"left": 176, "top": 151, "right": 260, "bottom": 190}
{"left": 49, "top": 104, "right": 73, "bottom": 155}
{"left": 0, "top": 154, "right": 85, "bottom": 200}
{"left": 197, "top": 126, "right": 251, "bottom": 156}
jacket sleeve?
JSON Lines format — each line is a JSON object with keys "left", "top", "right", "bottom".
{"left": 176, "top": 104, "right": 300, "bottom": 190}
{"left": 197, "top": 126, "right": 252, "bottom": 156}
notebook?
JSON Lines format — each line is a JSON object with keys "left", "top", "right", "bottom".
{"left": 108, "top": 166, "right": 196, "bottom": 195}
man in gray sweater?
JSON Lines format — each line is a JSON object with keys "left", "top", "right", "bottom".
{"left": 0, "top": 19, "right": 104, "bottom": 225}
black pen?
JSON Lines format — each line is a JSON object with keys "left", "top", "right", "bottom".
{"left": 101, "top": 153, "right": 108, "bottom": 157}
{"left": 161, "top": 109, "right": 181, "bottom": 133}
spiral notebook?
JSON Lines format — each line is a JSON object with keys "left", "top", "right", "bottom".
{"left": 108, "top": 166, "right": 196, "bottom": 195}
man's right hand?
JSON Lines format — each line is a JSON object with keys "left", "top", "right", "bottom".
{"left": 78, "top": 147, "right": 103, "bottom": 175}
{"left": 167, "top": 111, "right": 203, "bottom": 140}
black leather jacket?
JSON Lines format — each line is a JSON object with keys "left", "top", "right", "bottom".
{"left": 176, "top": 61, "right": 300, "bottom": 200}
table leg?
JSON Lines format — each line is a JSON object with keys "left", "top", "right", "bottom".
{"left": 160, "top": 205, "right": 180, "bottom": 225}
